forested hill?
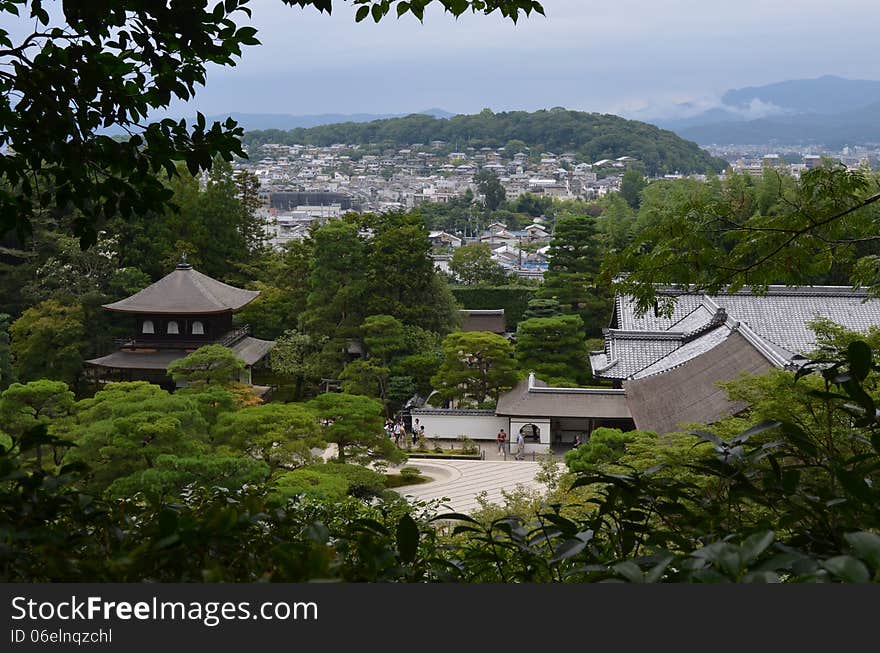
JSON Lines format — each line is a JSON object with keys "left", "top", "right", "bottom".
{"left": 240, "top": 109, "right": 727, "bottom": 175}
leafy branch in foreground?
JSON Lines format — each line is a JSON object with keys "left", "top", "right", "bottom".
{"left": 606, "top": 167, "right": 880, "bottom": 316}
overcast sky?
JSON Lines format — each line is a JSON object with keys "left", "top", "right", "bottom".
{"left": 173, "top": 0, "right": 879, "bottom": 118}
{"left": 25, "top": 0, "right": 880, "bottom": 119}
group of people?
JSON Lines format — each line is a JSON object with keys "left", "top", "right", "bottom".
{"left": 385, "top": 417, "right": 425, "bottom": 447}
{"left": 496, "top": 428, "right": 525, "bottom": 460}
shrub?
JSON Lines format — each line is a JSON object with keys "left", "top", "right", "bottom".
{"left": 457, "top": 435, "right": 479, "bottom": 455}
{"left": 399, "top": 466, "right": 422, "bottom": 482}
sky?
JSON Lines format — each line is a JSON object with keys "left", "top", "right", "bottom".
{"left": 7, "top": 0, "right": 879, "bottom": 120}
{"left": 163, "top": 0, "right": 880, "bottom": 120}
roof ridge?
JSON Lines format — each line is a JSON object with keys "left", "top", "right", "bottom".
{"left": 629, "top": 325, "right": 732, "bottom": 380}
{"left": 186, "top": 269, "right": 226, "bottom": 310}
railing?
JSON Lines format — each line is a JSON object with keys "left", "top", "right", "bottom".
{"left": 114, "top": 325, "right": 251, "bottom": 350}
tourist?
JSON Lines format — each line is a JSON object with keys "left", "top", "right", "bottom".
{"left": 496, "top": 428, "right": 507, "bottom": 454}
{"left": 515, "top": 430, "right": 525, "bottom": 460}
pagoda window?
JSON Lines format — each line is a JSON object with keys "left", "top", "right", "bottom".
{"left": 142, "top": 320, "right": 155, "bottom": 335}
{"left": 191, "top": 320, "right": 205, "bottom": 335}
{"left": 166, "top": 320, "right": 179, "bottom": 335}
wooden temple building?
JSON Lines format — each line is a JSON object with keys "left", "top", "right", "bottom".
{"left": 86, "top": 260, "right": 274, "bottom": 390}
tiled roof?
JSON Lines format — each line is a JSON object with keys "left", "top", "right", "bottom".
{"left": 104, "top": 265, "right": 260, "bottom": 314}
{"left": 632, "top": 325, "right": 732, "bottom": 379}
{"left": 598, "top": 285, "right": 880, "bottom": 382}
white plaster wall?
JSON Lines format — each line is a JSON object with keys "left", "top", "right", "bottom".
{"left": 509, "top": 418, "right": 552, "bottom": 445}
{"left": 412, "top": 412, "right": 508, "bottom": 441}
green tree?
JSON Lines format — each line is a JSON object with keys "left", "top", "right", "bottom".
{"left": 450, "top": 243, "right": 509, "bottom": 286}
{"left": 432, "top": 331, "right": 520, "bottom": 406}
{"left": 521, "top": 298, "right": 562, "bottom": 320}
{"left": 0, "top": 380, "right": 75, "bottom": 470}
{"left": 304, "top": 219, "right": 367, "bottom": 340}
{"left": 339, "top": 359, "right": 391, "bottom": 411}
{"left": 564, "top": 427, "right": 639, "bottom": 471}
{"left": 515, "top": 314, "right": 589, "bottom": 385}
{"left": 361, "top": 314, "right": 407, "bottom": 365}
{"left": 608, "top": 167, "right": 880, "bottom": 316}
{"left": 236, "top": 238, "right": 315, "bottom": 340}
{"left": 619, "top": 169, "right": 647, "bottom": 210}
{"left": 166, "top": 345, "right": 245, "bottom": 387}
{"left": 475, "top": 169, "right": 507, "bottom": 211}
{"left": 271, "top": 329, "right": 327, "bottom": 399}
{"left": 537, "top": 215, "right": 610, "bottom": 337}
{"left": 0, "top": 314, "right": 14, "bottom": 389}
{"left": 1, "top": 0, "right": 544, "bottom": 247}
{"left": 64, "top": 382, "right": 212, "bottom": 495}
{"left": 363, "top": 211, "right": 456, "bottom": 332}
{"left": 596, "top": 192, "right": 636, "bottom": 253}
{"left": 10, "top": 300, "right": 86, "bottom": 386}
{"left": 212, "top": 403, "right": 323, "bottom": 473}
{"left": 308, "top": 392, "right": 397, "bottom": 465}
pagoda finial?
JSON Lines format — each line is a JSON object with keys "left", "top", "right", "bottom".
{"left": 177, "top": 253, "right": 192, "bottom": 270}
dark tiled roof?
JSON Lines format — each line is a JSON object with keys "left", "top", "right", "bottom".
{"left": 229, "top": 336, "right": 275, "bottom": 366}
{"left": 597, "top": 286, "right": 880, "bottom": 382}
{"left": 86, "top": 336, "right": 274, "bottom": 370}
{"left": 103, "top": 266, "right": 260, "bottom": 314}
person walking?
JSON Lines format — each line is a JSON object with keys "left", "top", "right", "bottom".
{"left": 496, "top": 428, "right": 507, "bottom": 455}
{"left": 515, "top": 429, "right": 525, "bottom": 460}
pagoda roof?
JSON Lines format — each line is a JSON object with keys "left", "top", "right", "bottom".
{"left": 86, "top": 336, "right": 275, "bottom": 370}
{"left": 103, "top": 263, "right": 260, "bottom": 315}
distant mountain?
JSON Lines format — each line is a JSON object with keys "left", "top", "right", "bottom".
{"left": 203, "top": 108, "right": 454, "bottom": 131}
{"left": 240, "top": 108, "right": 727, "bottom": 175}
{"left": 721, "top": 75, "right": 880, "bottom": 115}
{"left": 678, "top": 101, "right": 880, "bottom": 148}
{"left": 651, "top": 76, "right": 880, "bottom": 146}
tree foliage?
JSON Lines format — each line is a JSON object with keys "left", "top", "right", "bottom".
{"left": 212, "top": 402, "right": 323, "bottom": 472}
{"left": 537, "top": 214, "right": 611, "bottom": 337}
{"left": 308, "top": 392, "right": 397, "bottom": 465}
{"left": 432, "top": 331, "right": 519, "bottom": 406}
{"left": 607, "top": 168, "right": 880, "bottom": 316}
{"left": 515, "top": 314, "right": 589, "bottom": 385}
{"left": 9, "top": 299, "right": 86, "bottom": 386}
{"left": 242, "top": 109, "right": 726, "bottom": 176}
{"left": 450, "top": 243, "right": 509, "bottom": 286}
{"left": 166, "top": 344, "right": 245, "bottom": 387}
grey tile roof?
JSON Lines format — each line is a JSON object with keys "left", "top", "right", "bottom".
{"left": 594, "top": 332, "right": 683, "bottom": 380}
{"left": 87, "top": 336, "right": 274, "bottom": 370}
{"left": 86, "top": 349, "right": 187, "bottom": 370}
{"left": 632, "top": 325, "right": 733, "bottom": 379}
{"left": 615, "top": 294, "right": 704, "bottom": 331}
{"left": 714, "top": 291, "right": 878, "bottom": 354}
{"left": 229, "top": 336, "right": 275, "bottom": 366}
{"left": 599, "top": 286, "right": 880, "bottom": 382}
{"left": 104, "top": 266, "right": 260, "bottom": 314}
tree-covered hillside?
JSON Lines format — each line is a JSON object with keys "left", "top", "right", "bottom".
{"left": 241, "top": 108, "right": 726, "bottom": 175}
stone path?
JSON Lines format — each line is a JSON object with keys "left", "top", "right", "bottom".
{"left": 391, "top": 459, "right": 548, "bottom": 514}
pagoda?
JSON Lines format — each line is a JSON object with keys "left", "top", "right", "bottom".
{"left": 86, "top": 259, "right": 274, "bottom": 390}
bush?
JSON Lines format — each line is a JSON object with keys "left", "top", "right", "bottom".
{"left": 399, "top": 466, "right": 422, "bottom": 482}
{"left": 272, "top": 469, "right": 350, "bottom": 502}
{"left": 457, "top": 435, "right": 479, "bottom": 455}
{"left": 320, "top": 462, "right": 387, "bottom": 498}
